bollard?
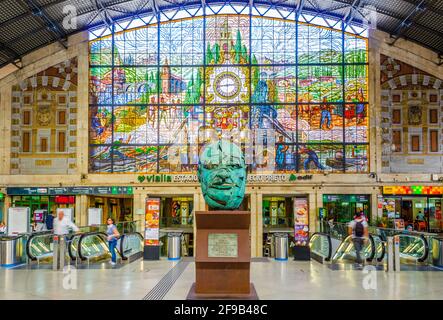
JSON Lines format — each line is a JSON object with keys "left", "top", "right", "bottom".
{"left": 386, "top": 236, "right": 394, "bottom": 272}
{"left": 53, "top": 235, "right": 59, "bottom": 271}
{"left": 53, "top": 235, "right": 66, "bottom": 271}
{"left": 394, "top": 235, "right": 400, "bottom": 272}
{"left": 59, "top": 236, "right": 66, "bottom": 270}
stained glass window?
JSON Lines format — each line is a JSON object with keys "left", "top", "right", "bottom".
{"left": 89, "top": 10, "right": 368, "bottom": 174}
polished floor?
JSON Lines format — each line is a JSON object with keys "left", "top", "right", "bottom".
{"left": 1, "top": 258, "right": 443, "bottom": 300}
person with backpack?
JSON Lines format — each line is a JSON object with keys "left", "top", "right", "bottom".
{"left": 348, "top": 211, "right": 369, "bottom": 268}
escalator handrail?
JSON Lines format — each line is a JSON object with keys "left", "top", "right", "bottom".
{"left": 366, "top": 234, "right": 376, "bottom": 262}
{"left": 67, "top": 233, "right": 84, "bottom": 260}
{"left": 119, "top": 232, "right": 144, "bottom": 260}
{"left": 372, "top": 235, "right": 386, "bottom": 262}
{"left": 77, "top": 231, "right": 109, "bottom": 261}
{"left": 26, "top": 231, "right": 53, "bottom": 261}
{"left": 308, "top": 232, "right": 332, "bottom": 261}
{"left": 418, "top": 234, "right": 429, "bottom": 263}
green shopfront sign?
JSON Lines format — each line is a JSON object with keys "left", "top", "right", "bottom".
{"left": 323, "top": 194, "right": 369, "bottom": 203}
{"left": 6, "top": 187, "right": 133, "bottom": 196}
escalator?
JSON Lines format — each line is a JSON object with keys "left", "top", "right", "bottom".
{"left": 26, "top": 231, "right": 82, "bottom": 264}
{"left": 310, "top": 222, "right": 434, "bottom": 266}
{"left": 76, "top": 231, "right": 144, "bottom": 264}
{"left": 119, "top": 232, "right": 144, "bottom": 261}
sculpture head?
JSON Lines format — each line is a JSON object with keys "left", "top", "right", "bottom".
{"left": 198, "top": 140, "right": 246, "bottom": 210}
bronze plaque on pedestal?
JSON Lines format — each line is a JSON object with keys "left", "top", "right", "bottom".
{"left": 208, "top": 233, "right": 238, "bottom": 258}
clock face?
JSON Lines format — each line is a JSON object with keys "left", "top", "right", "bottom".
{"left": 214, "top": 72, "right": 241, "bottom": 100}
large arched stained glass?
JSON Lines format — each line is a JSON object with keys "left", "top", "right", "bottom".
{"left": 89, "top": 11, "right": 368, "bottom": 174}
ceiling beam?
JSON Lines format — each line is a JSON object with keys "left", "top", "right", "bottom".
{"left": 389, "top": 0, "right": 428, "bottom": 45}
{"left": 296, "top": 0, "right": 306, "bottom": 19}
{"left": 20, "top": 0, "right": 68, "bottom": 49}
{"left": 0, "top": 0, "right": 68, "bottom": 30}
{"left": 90, "top": 0, "right": 115, "bottom": 29}
{"left": 343, "top": 0, "right": 364, "bottom": 27}
{"left": 0, "top": 42, "right": 22, "bottom": 69}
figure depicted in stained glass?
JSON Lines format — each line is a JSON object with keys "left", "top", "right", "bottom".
{"left": 299, "top": 145, "right": 325, "bottom": 171}
{"left": 276, "top": 136, "right": 289, "bottom": 170}
{"left": 355, "top": 88, "right": 366, "bottom": 125}
{"left": 319, "top": 97, "right": 334, "bottom": 130}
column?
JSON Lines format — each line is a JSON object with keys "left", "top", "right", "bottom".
{"left": 133, "top": 190, "right": 145, "bottom": 233}
{"left": 308, "top": 188, "right": 320, "bottom": 233}
{"left": 0, "top": 85, "right": 12, "bottom": 175}
{"left": 76, "top": 39, "right": 90, "bottom": 176}
{"left": 368, "top": 28, "right": 382, "bottom": 174}
{"left": 3, "top": 196, "right": 11, "bottom": 224}
{"left": 371, "top": 191, "right": 381, "bottom": 222}
{"left": 75, "top": 194, "right": 88, "bottom": 226}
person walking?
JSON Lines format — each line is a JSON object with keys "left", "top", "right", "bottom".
{"left": 348, "top": 211, "right": 368, "bottom": 269}
{"left": 106, "top": 218, "right": 120, "bottom": 265}
{"left": 53, "top": 210, "right": 79, "bottom": 236}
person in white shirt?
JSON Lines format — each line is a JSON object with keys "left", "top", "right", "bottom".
{"left": 53, "top": 210, "right": 79, "bottom": 235}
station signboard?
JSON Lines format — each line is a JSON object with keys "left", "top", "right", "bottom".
{"left": 6, "top": 186, "right": 134, "bottom": 196}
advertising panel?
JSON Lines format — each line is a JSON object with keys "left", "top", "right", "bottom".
{"left": 145, "top": 198, "right": 160, "bottom": 246}
{"left": 294, "top": 198, "right": 309, "bottom": 246}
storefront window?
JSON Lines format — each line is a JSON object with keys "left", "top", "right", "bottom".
{"left": 263, "top": 197, "right": 294, "bottom": 228}
{"left": 323, "top": 194, "right": 370, "bottom": 223}
{"left": 159, "top": 197, "right": 194, "bottom": 228}
{"left": 380, "top": 194, "right": 443, "bottom": 232}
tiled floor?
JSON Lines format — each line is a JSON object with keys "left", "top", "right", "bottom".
{"left": 1, "top": 258, "right": 443, "bottom": 300}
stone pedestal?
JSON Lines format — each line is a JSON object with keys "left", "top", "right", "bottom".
{"left": 187, "top": 211, "right": 258, "bottom": 300}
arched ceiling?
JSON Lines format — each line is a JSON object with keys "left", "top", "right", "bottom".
{"left": 1, "top": 0, "right": 443, "bottom": 69}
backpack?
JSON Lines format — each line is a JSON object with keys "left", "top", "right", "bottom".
{"left": 354, "top": 220, "right": 364, "bottom": 237}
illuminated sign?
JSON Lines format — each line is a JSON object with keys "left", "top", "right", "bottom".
{"left": 383, "top": 186, "right": 443, "bottom": 195}
{"left": 136, "top": 174, "right": 313, "bottom": 184}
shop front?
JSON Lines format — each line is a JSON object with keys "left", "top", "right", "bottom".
{"left": 6, "top": 186, "right": 135, "bottom": 228}
{"left": 322, "top": 194, "right": 371, "bottom": 224}
{"left": 7, "top": 188, "right": 77, "bottom": 227}
{"left": 262, "top": 195, "right": 309, "bottom": 257}
{"left": 158, "top": 196, "right": 195, "bottom": 257}
{"left": 380, "top": 186, "right": 443, "bottom": 232}
{"left": 88, "top": 195, "right": 133, "bottom": 223}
